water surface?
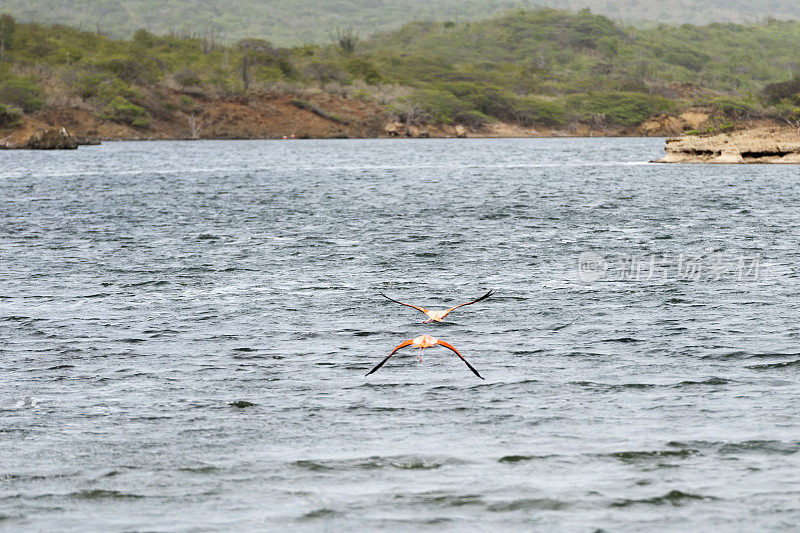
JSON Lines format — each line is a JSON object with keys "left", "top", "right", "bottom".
{"left": 1, "top": 138, "right": 799, "bottom": 531}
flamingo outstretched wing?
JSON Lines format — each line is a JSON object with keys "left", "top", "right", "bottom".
{"left": 435, "top": 339, "right": 484, "bottom": 380}
{"left": 440, "top": 290, "right": 494, "bottom": 319}
{"left": 379, "top": 293, "right": 429, "bottom": 316}
{"left": 366, "top": 339, "right": 414, "bottom": 376}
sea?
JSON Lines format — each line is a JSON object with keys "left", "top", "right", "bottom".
{"left": 1, "top": 138, "right": 799, "bottom": 531}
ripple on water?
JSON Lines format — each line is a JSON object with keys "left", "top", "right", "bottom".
{"left": 747, "top": 359, "right": 800, "bottom": 370}
{"left": 666, "top": 440, "right": 800, "bottom": 456}
{"left": 69, "top": 489, "right": 144, "bottom": 500}
{"left": 291, "top": 456, "right": 465, "bottom": 472}
{"left": 610, "top": 490, "right": 715, "bottom": 507}
{"left": 487, "top": 498, "right": 567, "bottom": 512}
{"left": 606, "top": 449, "right": 700, "bottom": 462}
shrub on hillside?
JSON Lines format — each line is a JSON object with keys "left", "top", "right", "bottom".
{"left": 514, "top": 96, "right": 567, "bottom": 126}
{"left": 304, "top": 61, "right": 348, "bottom": 87}
{"left": 763, "top": 76, "right": 800, "bottom": 104}
{"left": 436, "top": 82, "right": 518, "bottom": 122}
{"left": 0, "top": 76, "right": 44, "bottom": 113}
{"left": 99, "top": 55, "right": 162, "bottom": 85}
{"left": 661, "top": 46, "right": 712, "bottom": 72}
{"left": 707, "top": 96, "right": 760, "bottom": 120}
{"left": 453, "top": 109, "right": 491, "bottom": 129}
{"left": 101, "top": 96, "right": 150, "bottom": 127}
{"left": 73, "top": 73, "right": 105, "bottom": 99}
{"left": 0, "top": 14, "right": 16, "bottom": 53}
{"left": 566, "top": 9, "right": 619, "bottom": 49}
{"left": 345, "top": 58, "right": 381, "bottom": 85}
{"left": 567, "top": 91, "right": 673, "bottom": 126}
{"left": 175, "top": 69, "right": 201, "bottom": 88}
{"left": 132, "top": 29, "right": 158, "bottom": 48}
{"left": 397, "top": 89, "right": 471, "bottom": 124}
{"left": 73, "top": 73, "right": 139, "bottom": 101}
{"left": 0, "top": 102, "right": 21, "bottom": 126}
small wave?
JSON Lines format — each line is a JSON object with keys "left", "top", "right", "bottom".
{"left": 607, "top": 449, "right": 699, "bottom": 461}
{"left": 70, "top": 489, "right": 143, "bottom": 500}
{"left": 0, "top": 315, "right": 30, "bottom": 322}
{"left": 700, "top": 350, "right": 800, "bottom": 362}
{"left": 667, "top": 440, "right": 800, "bottom": 456}
{"left": 79, "top": 292, "right": 112, "bottom": 298}
{"left": 393, "top": 491, "right": 482, "bottom": 508}
{"left": 291, "top": 455, "right": 462, "bottom": 472}
{"left": 488, "top": 498, "right": 567, "bottom": 512}
{"left": 498, "top": 454, "right": 555, "bottom": 463}
{"left": 143, "top": 328, "right": 180, "bottom": 335}
{"left": 572, "top": 381, "right": 656, "bottom": 391}
{"left": 718, "top": 440, "right": 800, "bottom": 455}
{"left": 178, "top": 465, "right": 220, "bottom": 473}
{"left": 674, "top": 377, "right": 732, "bottom": 386}
{"left": 346, "top": 405, "right": 402, "bottom": 412}
{"left": 2, "top": 472, "right": 75, "bottom": 482}
{"left": 354, "top": 382, "right": 424, "bottom": 389}
{"left": 299, "top": 508, "right": 339, "bottom": 520}
{"left": 424, "top": 494, "right": 483, "bottom": 507}
{"left": 747, "top": 359, "right": 800, "bottom": 370}
{"left": 468, "top": 379, "right": 539, "bottom": 390}
{"left": 292, "top": 460, "right": 336, "bottom": 472}
{"left": 600, "top": 337, "right": 641, "bottom": 343}
{"left": 126, "top": 280, "right": 169, "bottom": 287}
{"left": 228, "top": 400, "right": 257, "bottom": 408}
{"left": 390, "top": 460, "right": 444, "bottom": 470}
{"left": 510, "top": 349, "right": 546, "bottom": 355}
{"left": 610, "top": 490, "right": 714, "bottom": 507}
{"left": 610, "top": 383, "right": 656, "bottom": 390}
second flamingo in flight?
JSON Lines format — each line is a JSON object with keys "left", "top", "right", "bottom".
{"left": 379, "top": 289, "right": 494, "bottom": 323}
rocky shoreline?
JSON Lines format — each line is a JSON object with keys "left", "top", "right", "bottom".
{"left": 655, "top": 127, "right": 800, "bottom": 163}
{"left": 1, "top": 92, "right": 793, "bottom": 151}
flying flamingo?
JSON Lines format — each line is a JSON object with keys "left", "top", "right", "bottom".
{"left": 366, "top": 335, "right": 484, "bottom": 379}
{"left": 379, "top": 290, "right": 494, "bottom": 323}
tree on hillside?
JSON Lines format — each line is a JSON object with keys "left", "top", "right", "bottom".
{"left": 0, "top": 13, "right": 16, "bottom": 61}
{"left": 332, "top": 25, "right": 359, "bottom": 54}
{"left": 241, "top": 49, "right": 251, "bottom": 90}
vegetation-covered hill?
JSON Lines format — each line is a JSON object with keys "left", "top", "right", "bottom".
{"left": 2, "top": 9, "right": 800, "bottom": 138}
{"left": 366, "top": 10, "right": 800, "bottom": 93}
{"left": 0, "top": 0, "right": 798, "bottom": 45}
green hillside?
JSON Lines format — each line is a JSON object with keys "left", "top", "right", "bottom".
{"left": 365, "top": 10, "right": 800, "bottom": 94}
{"left": 0, "top": 0, "right": 798, "bottom": 45}
{"left": 2, "top": 9, "right": 800, "bottom": 132}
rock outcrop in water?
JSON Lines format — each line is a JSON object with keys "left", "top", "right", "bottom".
{"left": 655, "top": 127, "right": 800, "bottom": 163}
{"left": 1, "top": 127, "right": 79, "bottom": 150}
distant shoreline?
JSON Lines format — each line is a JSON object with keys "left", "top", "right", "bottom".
{"left": 1, "top": 91, "right": 786, "bottom": 149}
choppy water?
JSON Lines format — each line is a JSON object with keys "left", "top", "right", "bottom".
{"left": 2, "top": 138, "right": 799, "bottom": 531}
